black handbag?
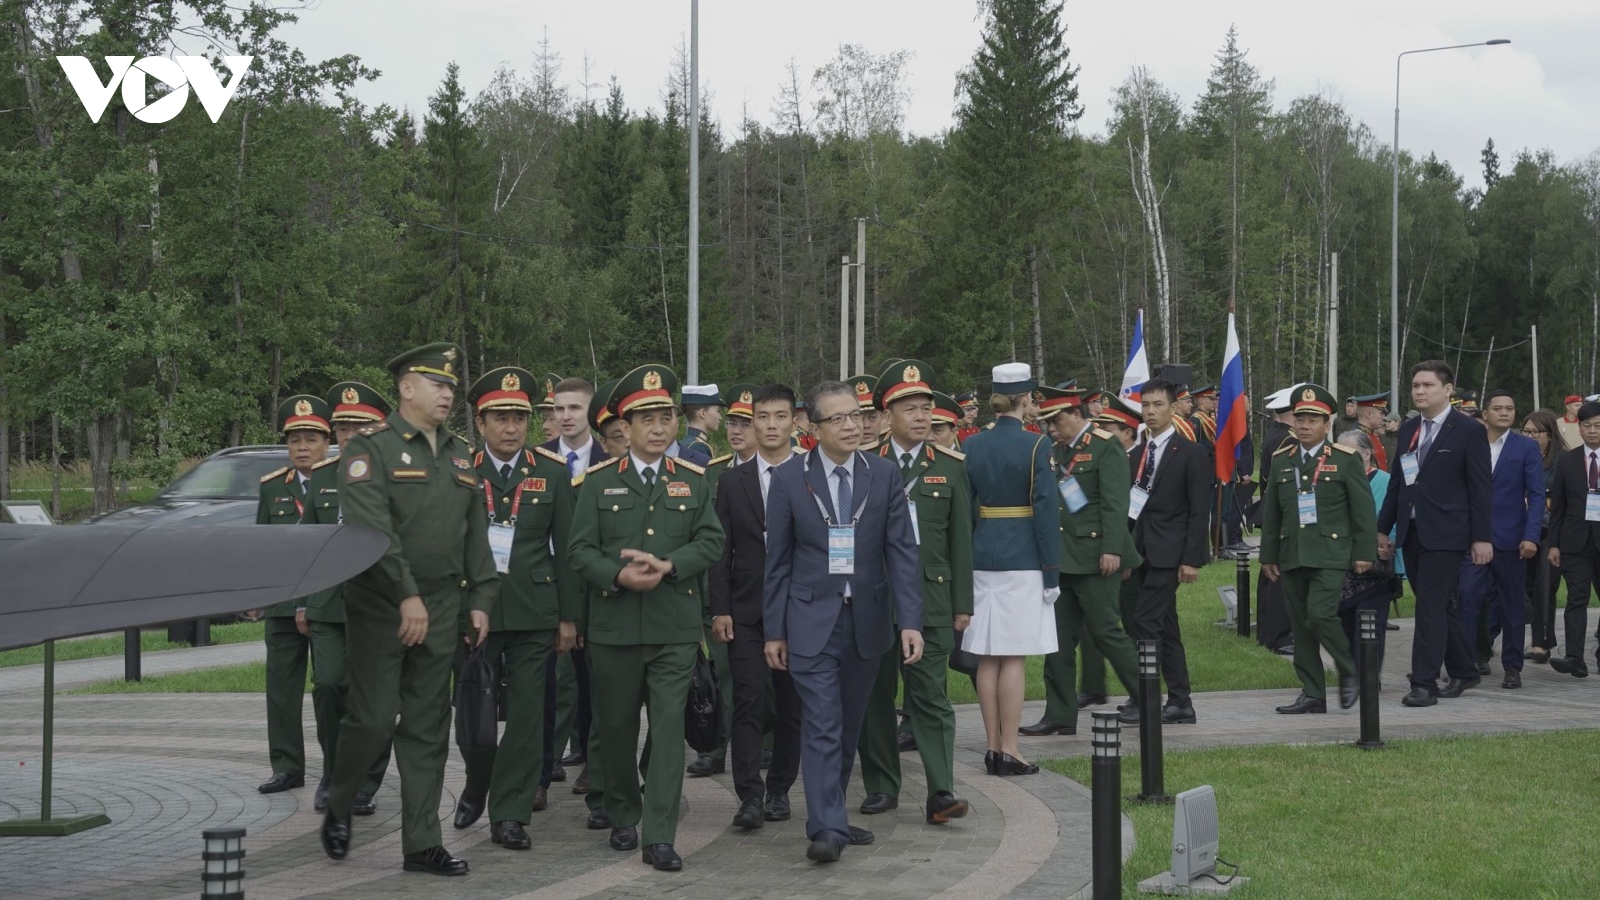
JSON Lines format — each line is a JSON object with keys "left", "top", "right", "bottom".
{"left": 683, "top": 643, "right": 727, "bottom": 754}
{"left": 454, "top": 642, "right": 499, "bottom": 752}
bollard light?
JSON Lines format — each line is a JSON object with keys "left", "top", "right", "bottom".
{"left": 1235, "top": 556, "right": 1252, "bottom": 638}
{"left": 201, "top": 827, "right": 245, "bottom": 899}
{"left": 1135, "top": 640, "right": 1171, "bottom": 804}
{"left": 1356, "top": 609, "right": 1384, "bottom": 749}
{"left": 1090, "top": 711, "right": 1122, "bottom": 900}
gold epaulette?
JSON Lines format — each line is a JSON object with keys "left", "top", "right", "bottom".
{"left": 1273, "top": 443, "right": 1296, "bottom": 456}
{"left": 1332, "top": 443, "right": 1357, "bottom": 454}
{"left": 358, "top": 421, "right": 389, "bottom": 436}
{"left": 586, "top": 457, "right": 622, "bottom": 474}
{"left": 260, "top": 466, "right": 290, "bottom": 483}
{"left": 934, "top": 443, "right": 966, "bottom": 461}
{"left": 311, "top": 457, "right": 339, "bottom": 470}
{"left": 533, "top": 445, "right": 567, "bottom": 465}
{"left": 1092, "top": 427, "right": 1113, "bottom": 441}
{"left": 708, "top": 453, "right": 734, "bottom": 467}
{"left": 672, "top": 457, "right": 707, "bottom": 475}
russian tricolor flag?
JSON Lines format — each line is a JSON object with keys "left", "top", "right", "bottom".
{"left": 1118, "top": 308, "right": 1149, "bottom": 402}
{"left": 1214, "top": 312, "right": 1248, "bottom": 481}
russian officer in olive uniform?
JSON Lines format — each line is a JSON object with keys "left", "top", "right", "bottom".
{"left": 450, "top": 367, "right": 580, "bottom": 850}
{"left": 321, "top": 343, "right": 499, "bottom": 877}
{"left": 256, "top": 395, "right": 335, "bottom": 798}
{"left": 568, "top": 365, "right": 725, "bottom": 872}
{"left": 1260, "top": 383, "right": 1376, "bottom": 714}
{"left": 1022, "top": 385, "right": 1140, "bottom": 735}
{"left": 300, "top": 381, "right": 396, "bottom": 815}
{"left": 1077, "top": 394, "right": 1146, "bottom": 713}
{"left": 857, "top": 360, "right": 974, "bottom": 824}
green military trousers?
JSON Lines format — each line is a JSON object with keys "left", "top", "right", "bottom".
{"left": 328, "top": 585, "right": 461, "bottom": 855}
{"left": 1044, "top": 572, "right": 1140, "bottom": 726}
{"left": 1281, "top": 566, "right": 1355, "bottom": 700}
{"left": 859, "top": 625, "right": 957, "bottom": 802}
{"left": 586, "top": 641, "right": 696, "bottom": 845}
{"left": 307, "top": 620, "right": 387, "bottom": 794}
{"left": 1080, "top": 570, "right": 1141, "bottom": 698}
{"left": 456, "top": 629, "right": 554, "bottom": 824}
{"left": 264, "top": 616, "right": 308, "bottom": 777}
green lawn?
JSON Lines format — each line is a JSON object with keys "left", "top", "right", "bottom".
{"left": 0, "top": 621, "right": 264, "bottom": 668}
{"left": 1044, "top": 730, "right": 1599, "bottom": 898}
{"left": 72, "top": 660, "right": 303, "bottom": 694}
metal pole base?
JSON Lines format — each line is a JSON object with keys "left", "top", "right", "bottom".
{"left": 0, "top": 814, "right": 111, "bottom": 836}
{"left": 1355, "top": 739, "right": 1386, "bottom": 750}
{"left": 1129, "top": 792, "right": 1173, "bottom": 805}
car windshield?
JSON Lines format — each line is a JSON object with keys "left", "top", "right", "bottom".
{"left": 159, "top": 455, "right": 290, "bottom": 500}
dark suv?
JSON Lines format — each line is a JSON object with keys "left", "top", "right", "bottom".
{"left": 88, "top": 445, "right": 335, "bottom": 527}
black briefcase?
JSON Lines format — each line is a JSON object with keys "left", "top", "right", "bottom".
{"left": 684, "top": 644, "right": 727, "bottom": 754}
{"left": 454, "top": 642, "right": 498, "bottom": 751}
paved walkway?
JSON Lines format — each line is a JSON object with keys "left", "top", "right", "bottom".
{"left": 1, "top": 614, "right": 1595, "bottom": 899}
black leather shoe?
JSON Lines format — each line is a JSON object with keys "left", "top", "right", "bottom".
{"left": 491, "top": 820, "right": 531, "bottom": 850}
{"left": 1477, "top": 661, "right": 1492, "bottom": 676}
{"left": 896, "top": 731, "right": 918, "bottom": 753}
{"left": 314, "top": 774, "right": 330, "bottom": 811}
{"left": 761, "top": 748, "right": 774, "bottom": 769}
{"left": 859, "top": 792, "right": 898, "bottom": 815}
{"left": 1385, "top": 622, "right": 1400, "bottom": 631}
{"left": 1117, "top": 705, "right": 1140, "bottom": 725}
{"left": 926, "top": 791, "right": 969, "bottom": 824}
{"left": 642, "top": 843, "right": 682, "bottom": 871}
{"left": 351, "top": 791, "right": 376, "bottom": 816}
{"left": 320, "top": 812, "right": 350, "bottom": 860}
{"left": 532, "top": 785, "right": 548, "bottom": 812}
{"left": 764, "top": 792, "right": 791, "bottom": 822}
{"left": 1401, "top": 687, "right": 1437, "bottom": 707}
{"left": 1338, "top": 676, "right": 1359, "bottom": 711}
{"left": 453, "top": 794, "right": 486, "bottom": 830}
{"left": 560, "top": 749, "right": 585, "bottom": 766}
{"left": 1018, "top": 719, "right": 1075, "bottom": 736}
{"left": 807, "top": 836, "right": 843, "bottom": 862}
{"left": 402, "top": 846, "right": 469, "bottom": 876}
{"left": 1526, "top": 647, "right": 1550, "bottom": 664}
{"left": 1274, "top": 692, "right": 1327, "bottom": 714}
{"left": 1076, "top": 692, "right": 1108, "bottom": 707}
{"left": 1502, "top": 669, "right": 1522, "bottom": 689}
{"left": 848, "top": 825, "right": 875, "bottom": 845}
{"left": 572, "top": 765, "right": 590, "bottom": 794}
{"left": 686, "top": 754, "right": 724, "bottom": 777}
{"left": 1161, "top": 703, "right": 1197, "bottom": 724}
{"left": 587, "top": 806, "right": 611, "bottom": 829}
{"left": 1439, "top": 675, "right": 1480, "bottom": 698}
{"left": 609, "top": 825, "right": 638, "bottom": 851}
{"left": 732, "top": 797, "right": 765, "bottom": 829}
{"left": 550, "top": 763, "right": 567, "bottom": 783}
{"left": 995, "top": 752, "right": 1039, "bottom": 776}
{"left": 984, "top": 750, "right": 999, "bottom": 775}
{"left": 1550, "top": 655, "right": 1589, "bottom": 677}
{"left": 258, "top": 772, "right": 303, "bottom": 794}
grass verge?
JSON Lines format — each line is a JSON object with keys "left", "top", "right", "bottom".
{"left": 1044, "top": 731, "right": 1598, "bottom": 898}
{"left": 0, "top": 621, "right": 264, "bottom": 668}
{"left": 72, "top": 660, "right": 305, "bottom": 694}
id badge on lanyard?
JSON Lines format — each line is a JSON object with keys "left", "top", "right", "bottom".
{"left": 1128, "top": 485, "right": 1150, "bottom": 520}
{"left": 1399, "top": 452, "right": 1419, "bottom": 486}
{"left": 1060, "top": 476, "right": 1088, "bottom": 514}
{"left": 828, "top": 526, "right": 856, "bottom": 574}
{"left": 487, "top": 523, "right": 515, "bottom": 574}
{"left": 1297, "top": 491, "right": 1319, "bottom": 526}
{"left": 906, "top": 500, "right": 921, "bottom": 545}
{"left": 1587, "top": 492, "right": 1600, "bottom": 523}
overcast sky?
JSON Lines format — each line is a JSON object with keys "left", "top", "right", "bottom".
{"left": 281, "top": 0, "right": 1599, "bottom": 190}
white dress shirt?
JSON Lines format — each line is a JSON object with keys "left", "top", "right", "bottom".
{"left": 1488, "top": 430, "right": 1508, "bottom": 472}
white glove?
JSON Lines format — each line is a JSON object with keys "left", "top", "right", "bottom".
{"left": 1043, "top": 587, "right": 1061, "bottom": 605}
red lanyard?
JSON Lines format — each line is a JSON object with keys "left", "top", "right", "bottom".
{"left": 1062, "top": 430, "right": 1090, "bottom": 478}
{"left": 1134, "top": 438, "right": 1155, "bottom": 484}
{"left": 483, "top": 477, "right": 522, "bottom": 524}
{"left": 1296, "top": 445, "right": 1333, "bottom": 490}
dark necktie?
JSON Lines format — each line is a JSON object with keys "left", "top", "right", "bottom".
{"left": 1140, "top": 441, "right": 1157, "bottom": 489}
{"left": 836, "top": 465, "right": 853, "bottom": 523}
{"left": 1418, "top": 419, "right": 1436, "bottom": 462}
{"left": 1590, "top": 451, "right": 1598, "bottom": 492}
{"left": 900, "top": 451, "right": 915, "bottom": 484}
{"left": 499, "top": 463, "right": 512, "bottom": 482}
{"left": 567, "top": 450, "right": 580, "bottom": 478}
{"left": 641, "top": 466, "right": 656, "bottom": 489}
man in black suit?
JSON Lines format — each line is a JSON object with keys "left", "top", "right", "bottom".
{"left": 1129, "top": 378, "right": 1212, "bottom": 723}
{"left": 1546, "top": 401, "right": 1600, "bottom": 677}
{"left": 709, "top": 384, "right": 804, "bottom": 829}
{"left": 541, "top": 377, "right": 609, "bottom": 476}
{"left": 1377, "top": 360, "right": 1493, "bottom": 706}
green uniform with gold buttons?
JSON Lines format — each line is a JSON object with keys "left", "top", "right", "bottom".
{"left": 568, "top": 365, "right": 726, "bottom": 850}
{"left": 325, "top": 343, "right": 499, "bottom": 857}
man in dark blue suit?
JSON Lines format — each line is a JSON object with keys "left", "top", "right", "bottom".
{"left": 1455, "top": 389, "right": 1544, "bottom": 689}
{"left": 1377, "top": 360, "right": 1494, "bottom": 706}
{"left": 763, "top": 380, "right": 923, "bottom": 863}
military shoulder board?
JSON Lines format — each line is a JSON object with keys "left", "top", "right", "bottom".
{"left": 260, "top": 466, "right": 290, "bottom": 483}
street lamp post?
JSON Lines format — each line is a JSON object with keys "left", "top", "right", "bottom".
{"left": 1391, "top": 39, "right": 1509, "bottom": 407}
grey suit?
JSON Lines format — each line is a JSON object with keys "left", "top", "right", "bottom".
{"left": 764, "top": 448, "right": 921, "bottom": 844}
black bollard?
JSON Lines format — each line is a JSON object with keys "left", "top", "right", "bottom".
{"left": 1235, "top": 555, "right": 1251, "bottom": 638}
{"left": 201, "top": 827, "right": 245, "bottom": 899}
{"left": 1090, "top": 711, "right": 1122, "bottom": 900}
{"left": 1356, "top": 609, "right": 1384, "bottom": 749}
{"left": 124, "top": 627, "right": 141, "bottom": 682}
{"left": 1134, "top": 640, "right": 1171, "bottom": 803}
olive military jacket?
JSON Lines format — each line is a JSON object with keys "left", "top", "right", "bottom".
{"left": 337, "top": 414, "right": 498, "bottom": 614}
{"left": 301, "top": 456, "right": 348, "bottom": 623}
{"left": 1054, "top": 424, "right": 1132, "bottom": 575}
{"left": 1260, "top": 441, "right": 1377, "bottom": 571}
{"left": 256, "top": 465, "right": 311, "bottom": 618}
{"left": 475, "top": 445, "right": 580, "bottom": 631}
{"left": 878, "top": 441, "right": 974, "bottom": 625}
{"left": 568, "top": 455, "right": 726, "bottom": 646}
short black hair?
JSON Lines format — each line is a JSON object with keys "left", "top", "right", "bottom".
{"left": 1483, "top": 389, "right": 1515, "bottom": 408}
{"left": 803, "top": 380, "right": 855, "bottom": 418}
{"left": 1141, "top": 378, "right": 1176, "bottom": 403}
{"left": 621, "top": 405, "right": 676, "bottom": 425}
{"left": 753, "top": 383, "right": 796, "bottom": 409}
{"left": 1410, "top": 359, "right": 1455, "bottom": 386}
{"left": 1579, "top": 402, "right": 1600, "bottom": 423}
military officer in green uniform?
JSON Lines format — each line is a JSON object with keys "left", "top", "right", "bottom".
{"left": 850, "top": 374, "right": 881, "bottom": 451}
{"left": 1021, "top": 385, "right": 1140, "bottom": 735}
{"left": 568, "top": 365, "right": 725, "bottom": 871}
{"left": 930, "top": 391, "right": 963, "bottom": 451}
{"left": 255, "top": 395, "right": 334, "bottom": 799}
{"left": 300, "top": 381, "right": 396, "bottom": 815}
{"left": 856, "top": 360, "right": 973, "bottom": 824}
{"left": 1261, "top": 383, "right": 1375, "bottom": 714}
{"left": 448, "top": 366, "right": 580, "bottom": 850}
{"left": 536, "top": 372, "right": 563, "bottom": 444}
{"left": 1077, "top": 394, "right": 1147, "bottom": 717}
{"left": 320, "top": 343, "right": 498, "bottom": 877}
